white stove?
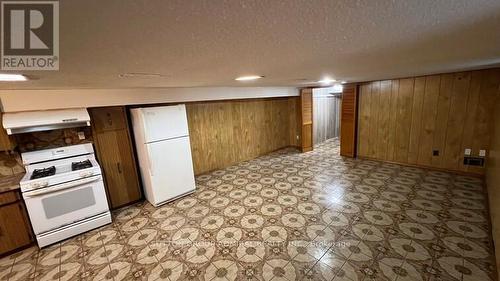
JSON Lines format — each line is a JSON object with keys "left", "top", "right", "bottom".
{"left": 20, "top": 143, "right": 111, "bottom": 248}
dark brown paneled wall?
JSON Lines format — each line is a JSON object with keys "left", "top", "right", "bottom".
{"left": 486, "top": 94, "right": 500, "bottom": 279}
{"left": 357, "top": 68, "right": 500, "bottom": 174}
{"left": 187, "top": 97, "right": 300, "bottom": 175}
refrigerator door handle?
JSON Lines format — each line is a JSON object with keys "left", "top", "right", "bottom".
{"left": 147, "top": 145, "right": 155, "bottom": 176}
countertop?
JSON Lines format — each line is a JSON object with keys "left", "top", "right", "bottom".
{"left": 0, "top": 173, "right": 24, "bottom": 193}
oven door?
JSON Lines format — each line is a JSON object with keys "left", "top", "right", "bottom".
{"left": 23, "top": 175, "right": 110, "bottom": 235}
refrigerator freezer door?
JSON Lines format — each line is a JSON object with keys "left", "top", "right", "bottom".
{"left": 146, "top": 136, "right": 196, "bottom": 206}
{"left": 141, "top": 105, "right": 189, "bottom": 143}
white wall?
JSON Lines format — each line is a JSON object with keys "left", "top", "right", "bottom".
{"left": 0, "top": 87, "right": 299, "bottom": 112}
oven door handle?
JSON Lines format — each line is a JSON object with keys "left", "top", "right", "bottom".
{"left": 23, "top": 176, "right": 102, "bottom": 198}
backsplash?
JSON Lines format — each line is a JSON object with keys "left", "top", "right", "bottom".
{"left": 14, "top": 127, "right": 93, "bottom": 153}
{"left": 0, "top": 127, "right": 94, "bottom": 178}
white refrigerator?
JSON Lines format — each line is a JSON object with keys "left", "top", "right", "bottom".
{"left": 130, "top": 105, "right": 196, "bottom": 207}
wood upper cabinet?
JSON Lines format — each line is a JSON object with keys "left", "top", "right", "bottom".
{"left": 0, "top": 114, "right": 15, "bottom": 151}
{"left": 90, "top": 107, "right": 127, "bottom": 132}
{"left": 0, "top": 190, "right": 33, "bottom": 256}
{"left": 340, "top": 84, "right": 358, "bottom": 157}
{"left": 89, "top": 107, "right": 142, "bottom": 209}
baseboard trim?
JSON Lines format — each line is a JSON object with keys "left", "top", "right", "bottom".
{"left": 357, "top": 156, "right": 484, "bottom": 178}
{"left": 194, "top": 145, "right": 301, "bottom": 176}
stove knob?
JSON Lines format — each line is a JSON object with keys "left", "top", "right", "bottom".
{"left": 31, "top": 182, "right": 40, "bottom": 189}
{"left": 39, "top": 182, "right": 49, "bottom": 187}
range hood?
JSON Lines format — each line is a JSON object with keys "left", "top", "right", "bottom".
{"left": 3, "top": 108, "right": 91, "bottom": 135}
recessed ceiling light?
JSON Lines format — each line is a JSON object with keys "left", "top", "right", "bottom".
{"left": 119, "top": 72, "right": 164, "bottom": 78}
{"left": 0, "top": 74, "right": 27, "bottom": 81}
{"left": 317, "top": 77, "right": 336, "bottom": 84}
{"left": 341, "top": 81, "right": 347, "bottom": 84}
{"left": 235, "top": 75, "right": 264, "bottom": 81}
{"left": 333, "top": 84, "right": 344, "bottom": 92}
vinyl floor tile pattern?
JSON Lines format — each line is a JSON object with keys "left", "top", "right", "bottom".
{"left": 0, "top": 138, "right": 497, "bottom": 280}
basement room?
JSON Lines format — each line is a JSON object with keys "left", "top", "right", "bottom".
{"left": 0, "top": 1, "right": 499, "bottom": 280}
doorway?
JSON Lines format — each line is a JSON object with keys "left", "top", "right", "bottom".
{"left": 312, "top": 86, "right": 342, "bottom": 146}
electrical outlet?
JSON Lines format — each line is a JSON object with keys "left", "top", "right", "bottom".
{"left": 464, "top": 148, "right": 471, "bottom": 156}
{"left": 77, "top": 131, "right": 86, "bottom": 140}
{"left": 464, "top": 157, "right": 485, "bottom": 166}
{"left": 479, "top": 150, "right": 486, "bottom": 157}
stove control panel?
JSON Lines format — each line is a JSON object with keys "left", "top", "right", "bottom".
{"left": 30, "top": 181, "right": 49, "bottom": 189}
{"left": 79, "top": 171, "right": 95, "bottom": 178}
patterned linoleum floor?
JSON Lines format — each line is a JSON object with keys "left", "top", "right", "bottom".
{"left": 0, "top": 138, "right": 497, "bottom": 281}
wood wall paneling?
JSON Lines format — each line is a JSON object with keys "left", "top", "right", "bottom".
{"left": 394, "top": 78, "right": 415, "bottom": 163}
{"left": 486, "top": 90, "right": 500, "bottom": 279}
{"left": 386, "top": 80, "right": 400, "bottom": 161}
{"left": 431, "top": 73, "right": 454, "bottom": 168}
{"left": 470, "top": 69, "right": 500, "bottom": 173}
{"left": 407, "top": 77, "right": 425, "bottom": 164}
{"left": 368, "top": 82, "right": 381, "bottom": 158}
{"left": 357, "top": 68, "right": 500, "bottom": 175}
{"left": 442, "top": 72, "right": 471, "bottom": 170}
{"left": 186, "top": 97, "right": 299, "bottom": 175}
{"left": 459, "top": 71, "right": 481, "bottom": 172}
{"left": 340, "top": 84, "right": 358, "bottom": 157}
{"left": 376, "top": 81, "right": 392, "bottom": 160}
{"left": 417, "top": 75, "right": 440, "bottom": 166}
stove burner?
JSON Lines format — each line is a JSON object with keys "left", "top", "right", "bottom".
{"left": 31, "top": 166, "right": 56, "bottom": 180}
{"left": 72, "top": 160, "right": 93, "bottom": 171}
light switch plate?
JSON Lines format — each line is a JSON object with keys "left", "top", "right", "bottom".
{"left": 77, "top": 131, "right": 86, "bottom": 140}
{"left": 479, "top": 149, "right": 486, "bottom": 157}
{"left": 464, "top": 148, "right": 471, "bottom": 156}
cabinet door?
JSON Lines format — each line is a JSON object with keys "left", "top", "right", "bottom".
{"left": 340, "top": 84, "right": 358, "bottom": 157}
{"left": 0, "top": 202, "right": 32, "bottom": 255}
{"left": 300, "top": 88, "right": 313, "bottom": 152}
{"left": 0, "top": 190, "right": 20, "bottom": 206}
{"left": 95, "top": 129, "right": 141, "bottom": 208}
{"left": 89, "top": 107, "right": 127, "bottom": 132}
{"left": 0, "top": 114, "right": 15, "bottom": 151}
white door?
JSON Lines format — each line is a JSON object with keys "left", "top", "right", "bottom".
{"left": 141, "top": 105, "right": 189, "bottom": 143}
{"left": 23, "top": 176, "right": 109, "bottom": 234}
{"left": 147, "top": 136, "right": 196, "bottom": 205}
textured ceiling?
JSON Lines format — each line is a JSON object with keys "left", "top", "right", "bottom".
{"left": 1, "top": 0, "right": 500, "bottom": 89}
